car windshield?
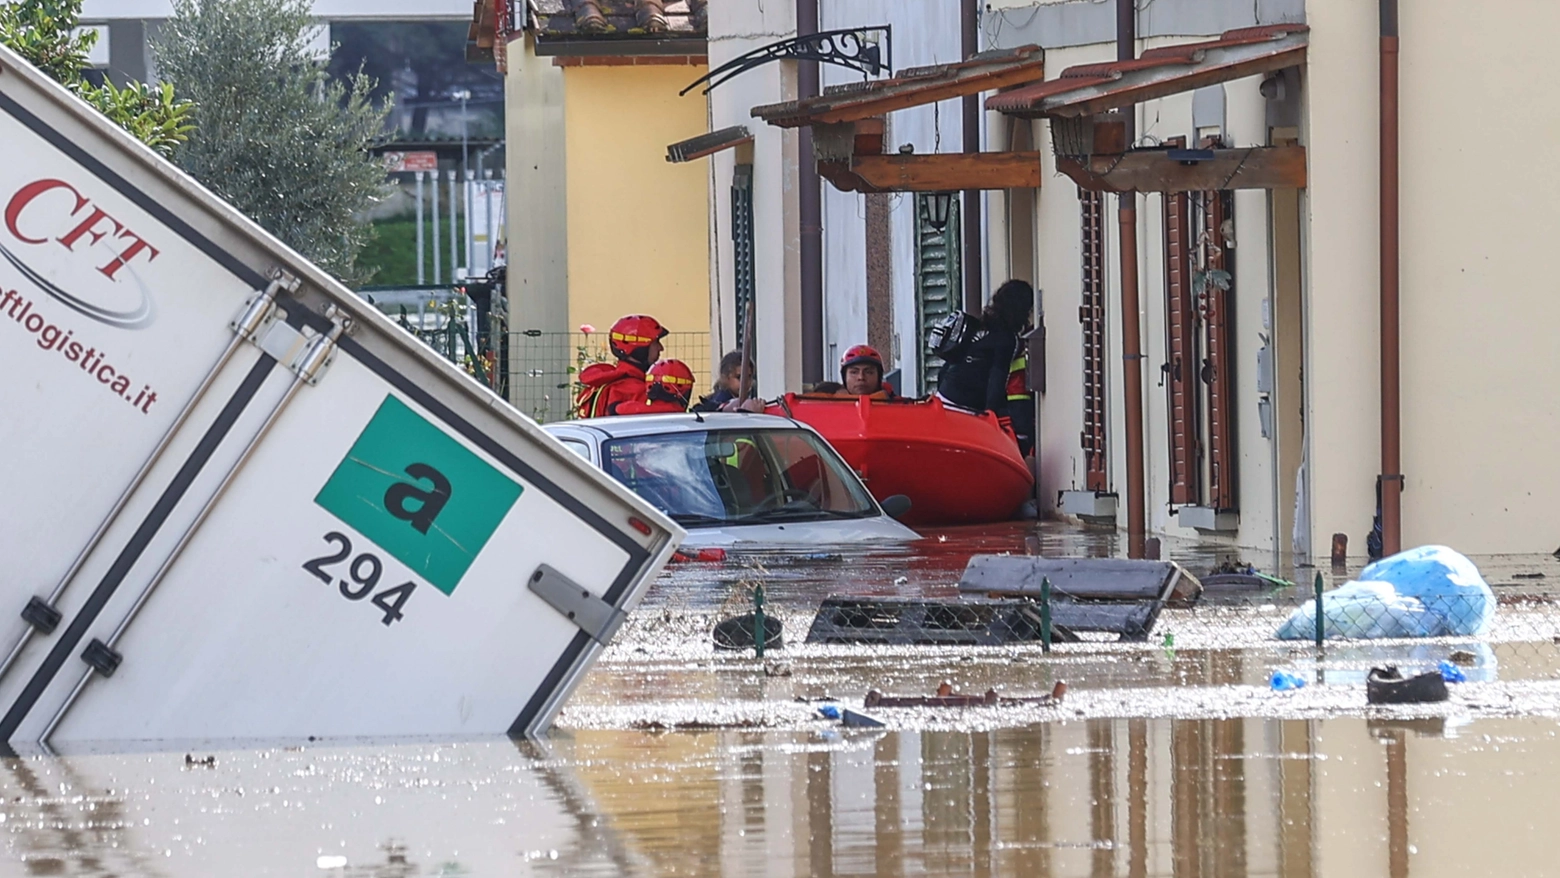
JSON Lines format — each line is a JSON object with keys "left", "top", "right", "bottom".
{"left": 602, "top": 429, "right": 877, "bottom": 526}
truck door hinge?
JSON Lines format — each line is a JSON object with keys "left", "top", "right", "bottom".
{"left": 81, "top": 639, "right": 122, "bottom": 677}
{"left": 527, "top": 565, "right": 627, "bottom": 646}
{"left": 20, "top": 596, "right": 61, "bottom": 634}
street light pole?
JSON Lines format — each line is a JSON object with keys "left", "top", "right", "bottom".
{"left": 453, "top": 87, "right": 471, "bottom": 194}
{"left": 452, "top": 87, "right": 472, "bottom": 282}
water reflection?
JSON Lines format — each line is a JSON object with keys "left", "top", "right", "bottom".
{"left": 560, "top": 715, "right": 1560, "bottom": 878}
{"left": 0, "top": 716, "right": 1552, "bottom": 876}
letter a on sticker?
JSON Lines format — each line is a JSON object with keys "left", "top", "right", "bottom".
{"left": 315, "top": 396, "right": 522, "bottom": 595}
{"left": 384, "top": 463, "right": 452, "bottom": 534}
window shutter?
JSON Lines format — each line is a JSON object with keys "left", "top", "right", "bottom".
{"left": 1164, "top": 191, "right": 1201, "bottom": 505}
{"left": 1079, "top": 189, "right": 1109, "bottom": 492}
{"left": 731, "top": 164, "right": 757, "bottom": 353}
{"left": 1201, "top": 190, "right": 1237, "bottom": 510}
{"left": 915, "top": 195, "right": 961, "bottom": 393}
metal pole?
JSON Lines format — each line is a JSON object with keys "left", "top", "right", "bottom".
{"left": 485, "top": 170, "right": 497, "bottom": 275}
{"left": 1117, "top": 0, "right": 1146, "bottom": 560}
{"left": 415, "top": 171, "right": 426, "bottom": 286}
{"left": 753, "top": 583, "right": 766, "bottom": 659}
{"left": 448, "top": 169, "right": 459, "bottom": 281}
{"left": 797, "top": 0, "right": 823, "bottom": 385}
{"left": 460, "top": 91, "right": 469, "bottom": 192}
{"left": 961, "top": 0, "right": 983, "bottom": 313}
{"left": 1040, "top": 576, "right": 1052, "bottom": 653}
{"left": 431, "top": 167, "right": 443, "bottom": 285}
{"left": 465, "top": 171, "right": 475, "bottom": 276}
{"left": 1314, "top": 571, "right": 1325, "bottom": 648}
{"left": 1379, "top": 0, "right": 1403, "bottom": 556}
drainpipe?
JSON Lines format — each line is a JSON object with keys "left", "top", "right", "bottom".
{"left": 798, "top": 0, "right": 824, "bottom": 385}
{"left": 961, "top": 0, "right": 983, "bottom": 312}
{"left": 1117, "top": 0, "right": 1147, "bottom": 559}
{"left": 1379, "top": 0, "right": 1402, "bottom": 556}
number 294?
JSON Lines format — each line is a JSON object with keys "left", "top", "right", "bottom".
{"left": 302, "top": 532, "right": 417, "bottom": 626}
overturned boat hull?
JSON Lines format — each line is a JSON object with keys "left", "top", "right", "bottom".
{"left": 770, "top": 394, "right": 1033, "bottom": 526}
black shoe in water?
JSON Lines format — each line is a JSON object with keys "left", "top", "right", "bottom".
{"left": 1366, "top": 665, "right": 1449, "bottom": 705}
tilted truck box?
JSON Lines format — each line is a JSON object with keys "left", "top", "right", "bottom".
{"left": 0, "top": 44, "right": 683, "bottom": 747}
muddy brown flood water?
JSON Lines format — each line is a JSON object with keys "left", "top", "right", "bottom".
{"left": 3, "top": 523, "right": 1560, "bottom": 876}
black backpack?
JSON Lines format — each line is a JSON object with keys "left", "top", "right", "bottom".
{"left": 927, "top": 310, "right": 979, "bottom": 360}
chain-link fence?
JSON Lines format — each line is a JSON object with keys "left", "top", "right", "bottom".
{"left": 507, "top": 330, "right": 712, "bottom": 423}
{"left": 620, "top": 546, "right": 1560, "bottom": 703}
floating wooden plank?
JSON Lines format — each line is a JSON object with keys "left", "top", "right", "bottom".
{"left": 1056, "top": 145, "right": 1307, "bottom": 192}
{"left": 957, "top": 555, "right": 1201, "bottom": 602}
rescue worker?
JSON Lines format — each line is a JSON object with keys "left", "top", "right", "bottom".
{"left": 837, "top": 344, "right": 896, "bottom": 398}
{"left": 575, "top": 314, "right": 667, "bottom": 418}
{"left": 936, "top": 280, "right": 1032, "bottom": 430}
{"left": 1006, "top": 349, "right": 1035, "bottom": 457}
{"left": 693, "top": 351, "right": 763, "bottom": 413}
{"left": 617, "top": 359, "right": 696, "bottom": 415}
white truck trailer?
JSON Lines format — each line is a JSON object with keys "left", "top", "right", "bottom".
{"left": 0, "top": 44, "right": 682, "bottom": 747}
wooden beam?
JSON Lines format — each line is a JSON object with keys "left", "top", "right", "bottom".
{"left": 807, "top": 63, "right": 1046, "bottom": 126}
{"left": 1047, "top": 46, "right": 1306, "bottom": 118}
{"left": 1056, "top": 146, "right": 1307, "bottom": 192}
{"left": 817, "top": 160, "right": 881, "bottom": 194}
{"left": 843, "top": 152, "right": 1043, "bottom": 192}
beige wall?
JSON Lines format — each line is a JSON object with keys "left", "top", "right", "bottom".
{"left": 707, "top": 0, "right": 804, "bottom": 397}
{"left": 504, "top": 35, "right": 569, "bottom": 417}
{"left": 1028, "top": 38, "right": 1284, "bottom": 552}
{"left": 1306, "top": 0, "right": 1560, "bottom": 555}
{"left": 562, "top": 64, "right": 712, "bottom": 345}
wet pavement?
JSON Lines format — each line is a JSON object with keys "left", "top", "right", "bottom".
{"left": 4, "top": 521, "right": 1560, "bottom": 875}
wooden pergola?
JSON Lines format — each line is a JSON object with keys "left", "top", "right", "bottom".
{"left": 727, "top": 25, "right": 1308, "bottom": 195}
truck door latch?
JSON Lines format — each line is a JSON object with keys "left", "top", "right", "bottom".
{"left": 527, "top": 565, "right": 626, "bottom": 646}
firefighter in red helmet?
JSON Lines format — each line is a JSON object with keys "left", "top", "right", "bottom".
{"left": 617, "top": 359, "right": 696, "bottom": 415}
{"left": 837, "top": 344, "right": 895, "bottom": 399}
{"left": 576, "top": 314, "right": 668, "bottom": 418}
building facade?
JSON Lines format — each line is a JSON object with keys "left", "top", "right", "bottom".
{"left": 473, "top": 1, "right": 713, "bottom": 420}
{"left": 685, "top": 0, "right": 1560, "bottom": 561}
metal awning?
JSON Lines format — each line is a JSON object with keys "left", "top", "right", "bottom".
{"left": 753, "top": 45, "right": 1044, "bottom": 128}
{"left": 986, "top": 25, "right": 1307, "bottom": 118}
{"left": 666, "top": 126, "right": 753, "bottom": 163}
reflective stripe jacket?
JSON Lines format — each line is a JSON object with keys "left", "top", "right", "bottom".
{"left": 575, "top": 361, "right": 647, "bottom": 418}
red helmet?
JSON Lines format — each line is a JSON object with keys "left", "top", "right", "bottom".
{"left": 610, "top": 314, "right": 669, "bottom": 362}
{"left": 840, "top": 344, "right": 884, "bottom": 377}
{"left": 646, "top": 358, "right": 695, "bottom": 405}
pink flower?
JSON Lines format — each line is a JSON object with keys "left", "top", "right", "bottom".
{"left": 579, "top": 323, "right": 596, "bottom": 334}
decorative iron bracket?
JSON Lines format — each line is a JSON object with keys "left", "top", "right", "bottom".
{"left": 681, "top": 26, "right": 891, "bottom": 96}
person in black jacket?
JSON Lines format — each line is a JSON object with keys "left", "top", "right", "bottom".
{"left": 935, "top": 280, "right": 1033, "bottom": 430}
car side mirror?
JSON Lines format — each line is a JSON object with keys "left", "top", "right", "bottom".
{"left": 880, "top": 494, "right": 912, "bottom": 520}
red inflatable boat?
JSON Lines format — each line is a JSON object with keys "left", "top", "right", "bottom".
{"left": 768, "top": 394, "right": 1033, "bottom": 526}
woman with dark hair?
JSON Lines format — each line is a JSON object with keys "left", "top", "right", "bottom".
{"left": 935, "top": 279, "right": 1033, "bottom": 423}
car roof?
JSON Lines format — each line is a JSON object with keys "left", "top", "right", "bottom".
{"left": 543, "top": 412, "right": 805, "bottom": 439}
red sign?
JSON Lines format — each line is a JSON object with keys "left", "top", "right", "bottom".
{"left": 383, "top": 151, "right": 440, "bottom": 173}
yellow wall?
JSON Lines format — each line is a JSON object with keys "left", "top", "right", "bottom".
{"left": 563, "top": 64, "right": 712, "bottom": 352}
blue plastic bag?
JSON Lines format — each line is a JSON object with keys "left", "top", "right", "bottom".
{"left": 1270, "top": 670, "right": 1307, "bottom": 691}
{"left": 1438, "top": 660, "right": 1468, "bottom": 683}
{"left": 818, "top": 705, "right": 841, "bottom": 720}
{"left": 1276, "top": 546, "right": 1494, "bottom": 640}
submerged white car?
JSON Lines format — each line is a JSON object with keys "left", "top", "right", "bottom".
{"left": 543, "top": 413, "right": 919, "bottom": 547}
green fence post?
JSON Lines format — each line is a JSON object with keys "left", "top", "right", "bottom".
{"left": 1314, "top": 571, "right": 1325, "bottom": 649}
{"left": 1040, "top": 576, "right": 1052, "bottom": 654}
{"left": 753, "top": 584, "right": 766, "bottom": 660}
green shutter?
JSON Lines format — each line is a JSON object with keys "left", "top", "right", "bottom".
{"left": 731, "top": 164, "right": 756, "bottom": 353}
{"left": 914, "top": 195, "right": 961, "bottom": 393}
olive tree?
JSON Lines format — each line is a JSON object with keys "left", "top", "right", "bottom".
{"left": 155, "top": 0, "right": 389, "bottom": 284}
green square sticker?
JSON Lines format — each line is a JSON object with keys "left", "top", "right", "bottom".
{"left": 315, "top": 395, "right": 522, "bottom": 595}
